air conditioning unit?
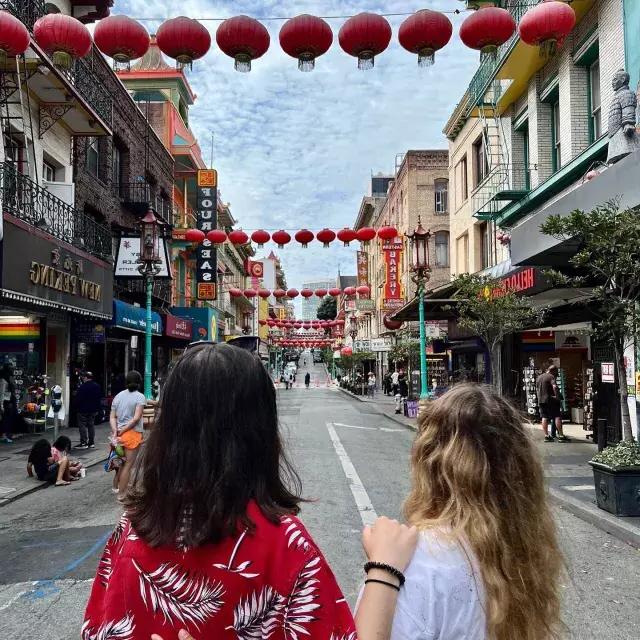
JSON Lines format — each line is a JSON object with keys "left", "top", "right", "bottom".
{"left": 43, "top": 180, "right": 75, "bottom": 207}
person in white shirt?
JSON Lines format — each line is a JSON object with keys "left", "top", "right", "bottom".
{"left": 390, "top": 370, "right": 399, "bottom": 396}
{"left": 383, "top": 383, "right": 563, "bottom": 640}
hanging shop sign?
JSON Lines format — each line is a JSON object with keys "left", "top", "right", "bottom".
{"left": 354, "top": 339, "right": 371, "bottom": 352}
{"left": 356, "top": 299, "right": 375, "bottom": 312}
{"left": 196, "top": 169, "right": 218, "bottom": 300}
{"left": 371, "top": 337, "right": 393, "bottom": 352}
{"left": 601, "top": 362, "right": 615, "bottom": 384}
{"left": 1, "top": 219, "right": 113, "bottom": 319}
{"left": 164, "top": 314, "right": 193, "bottom": 340}
{"left": 555, "top": 331, "right": 589, "bottom": 351}
{"left": 112, "top": 300, "right": 162, "bottom": 335}
{"left": 247, "top": 260, "right": 264, "bottom": 281}
{"left": 357, "top": 251, "right": 369, "bottom": 296}
{"left": 425, "top": 321, "right": 441, "bottom": 338}
{"left": 171, "top": 307, "right": 221, "bottom": 342}
{"left": 114, "top": 235, "right": 172, "bottom": 279}
{"left": 381, "top": 237, "right": 405, "bottom": 311}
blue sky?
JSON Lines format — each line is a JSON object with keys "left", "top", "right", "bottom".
{"left": 117, "top": 0, "right": 478, "bottom": 289}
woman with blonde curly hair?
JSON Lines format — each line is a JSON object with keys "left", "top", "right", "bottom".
{"left": 395, "top": 383, "right": 563, "bottom": 640}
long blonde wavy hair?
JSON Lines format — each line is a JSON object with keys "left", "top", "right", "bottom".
{"left": 404, "top": 383, "right": 563, "bottom": 640}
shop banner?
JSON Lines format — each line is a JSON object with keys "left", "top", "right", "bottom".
{"left": 112, "top": 300, "right": 162, "bottom": 335}
{"left": 357, "top": 251, "right": 369, "bottom": 296}
{"left": 164, "top": 314, "right": 192, "bottom": 340}
{"left": 196, "top": 170, "right": 218, "bottom": 300}
{"left": 171, "top": 307, "right": 221, "bottom": 342}
{"left": 381, "top": 237, "right": 405, "bottom": 311}
{"left": 354, "top": 339, "right": 371, "bottom": 352}
{"left": 114, "top": 236, "right": 172, "bottom": 279}
{"left": 371, "top": 337, "right": 393, "bottom": 352}
{"left": 356, "top": 299, "right": 375, "bottom": 312}
{"left": 555, "top": 331, "right": 589, "bottom": 351}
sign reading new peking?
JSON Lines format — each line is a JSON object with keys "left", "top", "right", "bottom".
{"left": 196, "top": 169, "right": 218, "bottom": 300}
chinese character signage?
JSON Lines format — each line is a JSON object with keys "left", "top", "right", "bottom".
{"left": 196, "top": 169, "right": 218, "bottom": 300}
{"left": 357, "top": 251, "right": 369, "bottom": 296}
{"left": 381, "top": 237, "right": 404, "bottom": 311}
{"left": 601, "top": 362, "right": 615, "bottom": 383}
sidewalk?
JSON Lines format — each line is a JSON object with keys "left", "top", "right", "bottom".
{"left": 0, "top": 421, "right": 112, "bottom": 506}
{"left": 337, "top": 386, "right": 640, "bottom": 548}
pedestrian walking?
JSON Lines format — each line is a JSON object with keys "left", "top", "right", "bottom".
{"left": 536, "top": 362, "right": 569, "bottom": 442}
{"left": 85, "top": 343, "right": 417, "bottom": 640}
{"left": 391, "top": 369, "right": 399, "bottom": 397}
{"left": 287, "top": 370, "right": 294, "bottom": 389}
{"left": 74, "top": 371, "right": 102, "bottom": 449}
{"left": 304, "top": 372, "right": 311, "bottom": 388}
{"left": 110, "top": 371, "right": 146, "bottom": 495}
{"left": 383, "top": 371, "right": 392, "bottom": 395}
{"left": 395, "top": 383, "right": 563, "bottom": 640}
{"left": 367, "top": 372, "right": 376, "bottom": 398}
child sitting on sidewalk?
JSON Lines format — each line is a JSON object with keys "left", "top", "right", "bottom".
{"left": 27, "top": 438, "right": 72, "bottom": 486}
{"left": 52, "top": 435, "right": 84, "bottom": 479}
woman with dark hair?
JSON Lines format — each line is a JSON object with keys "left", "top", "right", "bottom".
{"left": 27, "top": 438, "right": 71, "bottom": 486}
{"left": 52, "top": 435, "right": 83, "bottom": 479}
{"left": 84, "top": 343, "right": 417, "bottom": 640}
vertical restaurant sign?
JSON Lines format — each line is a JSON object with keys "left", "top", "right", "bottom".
{"left": 381, "top": 236, "right": 404, "bottom": 311}
{"left": 196, "top": 169, "right": 218, "bottom": 300}
{"left": 357, "top": 251, "right": 369, "bottom": 297}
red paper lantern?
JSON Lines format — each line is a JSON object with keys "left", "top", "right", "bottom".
{"left": 185, "top": 228, "right": 205, "bottom": 244}
{"left": 377, "top": 226, "right": 397, "bottom": 240}
{"left": 295, "top": 229, "right": 314, "bottom": 248}
{"left": 383, "top": 315, "right": 403, "bottom": 331}
{"left": 315, "top": 288, "right": 328, "bottom": 297}
{"left": 228, "top": 229, "right": 249, "bottom": 245}
{"left": 156, "top": 16, "right": 211, "bottom": 66}
{"left": 316, "top": 228, "right": 336, "bottom": 248}
{"left": 459, "top": 7, "right": 516, "bottom": 58}
{"left": 338, "top": 13, "right": 391, "bottom": 70}
{"left": 273, "top": 288, "right": 287, "bottom": 298}
{"left": 216, "top": 15, "right": 270, "bottom": 72}
{"left": 229, "top": 287, "right": 243, "bottom": 298}
{"left": 356, "top": 227, "right": 376, "bottom": 245}
{"left": 336, "top": 319, "right": 345, "bottom": 327}
{"left": 356, "top": 285, "right": 370, "bottom": 296}
{"left": 258, "top": 289, "right": 271, "bottom": 299}
{"left": 0, "top": 11, "right": 30, "bottom": 61}
{"left": 251, "top": 229, "right": 271, "bottom": 247}
{"left": 94, "top": 15, "right": 150, "bottom": 63}
{"left": 279, "top": 14, "right": 333, "bottom": 71}
{"left": 244, "top": 288, "right": 257, "bottom": 298}
{"left": 33, "top": 14, "right": 92, "bottom": 69}
{"left": 258, "top": 319, "right": 267, "bottom": 326}
{"left": 341, "top": 346, "right": 353, "bottom": 357}
{"left": 301, "top": 289, "right": 314, "bottom": 298}
{"left": 398, "top": 9, "right": 452, "bottom": 67}
{"left": 287, "top": 288, "right": 299, "bottom": 299}
{"left": 518, "top": 0, "right": 576, "bottom": 56}
{"left": 267, "top": 319, "right": 276, "bottom": 326}
{"left": 294, "top": 322, "right": 303, "bottom": 329}
{"left": 343, "top": 286, "right": 357, "bottom": 296}
{"left": 337, "top": 228, "right": 357, "bottom": 246}
{"left": 272, "top": 230, "right": 291, "bottom": 248}
{"left": 328, "top": 288, "right": 342, "bottom": 297}
{"left": 206, "top": 229, "right": 227, "bottom": 244}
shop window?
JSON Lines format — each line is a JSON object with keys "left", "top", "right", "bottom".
{"left": 435, "top": 231, "right": 449, "bottom": 268}
{"left": 434, "top": 179, "right": 448, "bottom": 214}
{"left": 588, "top": 59, "right": 602, "bottom": 142}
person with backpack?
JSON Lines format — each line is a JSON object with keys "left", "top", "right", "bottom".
{"left": 304, "top": 372, "right": 311, "bottom": 388}
{"left": 74, "top": 371, "right": 102, "bottom": 449}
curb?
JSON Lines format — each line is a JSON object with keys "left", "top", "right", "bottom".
{"left": 336, "top": 387, "right": 417, "bottom": 432}
{"left": 548, "top": 487, "right": 640, "bottom": 549}
{"left": 0, "top": 453, "right": 109, "bottom": 507}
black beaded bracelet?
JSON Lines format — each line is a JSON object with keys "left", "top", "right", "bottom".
{"left": 364, "top": 578, "right": 400, "bottom": 592}
{"left": 364, "top": 561, "right": 406, "bottom": 587}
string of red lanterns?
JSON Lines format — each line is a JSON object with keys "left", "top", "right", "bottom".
{"left": 88, "top": 4, "right": 576, "bottom": 74}
{"left": 228, "top": 287, "right": 369, "bottom": 300}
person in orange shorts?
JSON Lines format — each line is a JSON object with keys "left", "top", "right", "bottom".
{"left": 110, "top": 370, "right": 146, "bottom": 496}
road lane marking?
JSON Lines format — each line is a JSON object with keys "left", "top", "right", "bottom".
{"left": 326, "top": 422, "right": 377, "bottom": 527}
{"left": 563, "top": 485, "right": 595, "bottom": 492}
{"left": 333, "top": 423, "right": 376, "bottom": 430}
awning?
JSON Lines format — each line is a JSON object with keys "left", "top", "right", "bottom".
{"left": 390, "top": 298, "right": 460, "bottom": 323}
{"left": 111, "top": 300, "right": 162, "bottom": 335}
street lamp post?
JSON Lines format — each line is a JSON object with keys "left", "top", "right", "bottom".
{"left": 407, "top": 219, "right": 432, "bottom": 406}
{"left": 137, "top": 208, "right": 163, "bottom": 400}
{"left": 349, "top": 315, "right": 360, "bottom": 394}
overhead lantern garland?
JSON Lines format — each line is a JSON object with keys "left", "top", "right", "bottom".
{"left": 398, "top": 9, "right": 453, "bottom": 67}
{"left": 156, "top": 16, "right": 211, "bottom": 67}
{"left": 33, "top": 14, "right": 92, "bottom": 69}
{"left": 0, "top": 11, "right": 30, "bottom": 63}
{"left": 315, "top": 288, "right": 327, "bottom": 297}
{"left": 216, "top": 14, "right": 270, "bottom": 72}
{"left": 338, "top": 12, "right": 392, "bottom": 70}
{"left": 94, "top": 15, "right": 150, "bottom": 64}
{"left": 272, "top": 229, "right": 291, "bottom": 248}
{"left": 316, "top": 228, "right": 336, "bottom": 248}
{"left": 377, "top": 225, "right": 398, "bottom": 240}
{"left": 356, "top": 226, "right": 377, "bottom": 246}
{"left": 459, "top": 6, "right": 516, "bottom": 60}
{"left": 273, "top": 288, "right": 287, "bottom": 298}
{"left": 300, "top": 289, "right": 314, "bottom": 298}
{"left": 206, "top": 229, "right": 227, "bottom": 244}
{"left": 279, "top": 14, "right": 333, "bottom": 72}
{"left": 329, "top": 288, "right": 342, "bottom": 297}
{"left": 185, "top": 228, "right": 206, "bottom": 243}
{"left": 337, "top": 228, "right": 357, "bottom": 246}
{"left": 228, "top": 229, "right": 249, "bottom": 245}
{"left": 251, "top": 229, "right": 270, "bottom": 247}
{"left": 295, "top": 229, "right": 314, "bottom": 248}
{"left": 287, "top": 288, "right": 299, "bottom": 299}
{"left": 518, "top": 0, "right": 576, "bottom": 57}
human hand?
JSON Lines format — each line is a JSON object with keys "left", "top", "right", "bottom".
{"left": 362, "top": 516, "right": 418, "bottom": 572}
{"left": 150, "top": 630, "right": 195, "bottom": 640}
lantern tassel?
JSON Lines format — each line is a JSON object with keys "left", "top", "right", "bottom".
{"left": 539, "top": 38, "right": 560, "bottom": 58}
{"left": 52, "top": 51, "right": 73, "bottom": 70}
{"left": 234, "top": 54, "right": 252, "bottom": 72}
{"left": 417, "top": 48, "right": 435, "bottom": 68}
{"left": 357, "top": 51, "right": 374, "bottom": 71}
{"left": 298, "top": 53, "right": 315, "bottom": 72}
{"left": 480, "top": 45, "right": 498, "bottom": 63}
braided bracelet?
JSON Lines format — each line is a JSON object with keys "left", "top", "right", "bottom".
{"left": 364, "top": 561, "right": 406, "bottom": 587}
{"left": 364, "top": 578, "right": 400, "bottom": 592}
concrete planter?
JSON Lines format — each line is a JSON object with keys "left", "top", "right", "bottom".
{"left": 589, "top": 462, "right": 640, "bottom": 517}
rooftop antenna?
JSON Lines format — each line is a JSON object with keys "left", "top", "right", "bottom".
{"left": 210, "top": 132, "right": 214, "bottom": 169}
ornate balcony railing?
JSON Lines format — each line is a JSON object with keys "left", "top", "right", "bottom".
{"left": 468, "top": 0, "right": 540, "bottom": 107}
{"left": 114, "top": 182, "right": 174, "bottom": 223}
{"left": 0, "top": 162, "right": 112, "bottom": 261}
{"left": 0, "top": 0, "right": 44, "bottom": 30}
{"left": 72, "top": 54, "right": 113, "bottom": 129}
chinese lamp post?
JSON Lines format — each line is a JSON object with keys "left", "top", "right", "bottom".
{"left": 406, "top": 219, "right": 432, "bottom": 405}
{"left": 137, "top": 208, "right": 162, "bottom": 399}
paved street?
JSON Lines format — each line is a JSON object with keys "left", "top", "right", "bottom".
{"left": 1, "top": 361, "right": 639, "bottom": 639}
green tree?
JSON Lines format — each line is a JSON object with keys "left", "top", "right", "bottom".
{"left": 316, "top": 296, "right": 337, "bottom": 321}
{"left": 540, "top": 200, "right": 640, "bottom": 442}
{"left": 451, "top": 273, "right": 545, "bottom": 393}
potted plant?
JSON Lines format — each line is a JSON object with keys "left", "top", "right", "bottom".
{"left": 589, "top": 441, "right": 640, "bottom": 517}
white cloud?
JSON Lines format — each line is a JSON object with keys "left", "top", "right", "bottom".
{"left": 117, "top": 0, "right": 478, "bottom": 288}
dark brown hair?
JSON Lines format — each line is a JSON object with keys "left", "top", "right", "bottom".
{"left": 124, "top": 343, "right": 302, "bottom": 547}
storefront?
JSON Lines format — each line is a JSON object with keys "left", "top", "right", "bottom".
{"left": 0, "top": 216, "right": 113, "bottom": 428}
{"left": 171, "top": 306, "right": 224, "bottom": 342}
{"left": 157, "top": 313, "right": 193, "bottom": 383}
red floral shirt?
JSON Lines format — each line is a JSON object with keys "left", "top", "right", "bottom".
{"left": 83, "top": 502, "right": 356, "bottom": 640}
